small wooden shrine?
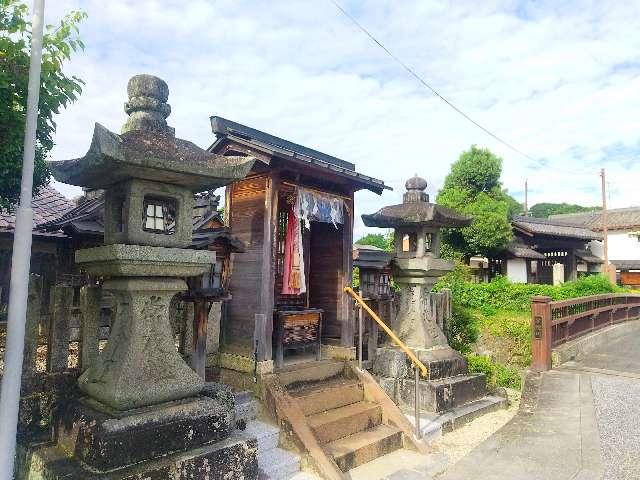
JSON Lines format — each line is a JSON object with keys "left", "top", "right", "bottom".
{"left": 208, "top": 117, "right": 388, "bottom": 375}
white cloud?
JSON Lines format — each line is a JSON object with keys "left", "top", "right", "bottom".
{"left": 43, "top": 0, "right": 640, "bottom": 238}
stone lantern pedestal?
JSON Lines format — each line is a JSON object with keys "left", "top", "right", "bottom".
{"left": 19, "top": 75, "right": 259, "bottom": 479}
{"left": 362, "top": 176, "right": 494, "bottom": 415}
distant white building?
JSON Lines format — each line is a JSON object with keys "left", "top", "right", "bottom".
{"left": 551, "top": 207, "right": 640, "bottom": 286}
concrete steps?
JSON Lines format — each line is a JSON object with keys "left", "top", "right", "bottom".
{"left": 289, "top": 377, "right": 364, "bottom": 415}
{"left": 326, "top": 424, "right": 403, "bottom": 472}
{"left": 235, "top": 391, "right": 303, "bottom": 480}
{"left": 289, "top": 371, "right": 405, "bottom": 473}
{"left": 258, "top": 444, "right": 302, "bottom": 480}
{"left": 278, "top": 360, "right": 345, "bottom": 387}
{"left": 307, "top": 401, "right": 382, "bottom": 443}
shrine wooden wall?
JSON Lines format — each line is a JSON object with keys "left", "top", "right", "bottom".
{"left": 309, "top": 221, "right": 344, "bottom": 339}
{"left": 223, "top": 175, "right": 271, "bottom": 356}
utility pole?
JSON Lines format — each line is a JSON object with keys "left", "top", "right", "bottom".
{"left": 0, "top": 1, "right": 45, "bottom": 478}
{"left": 524, "top": 179, "right": 528, "bottom": 216}
{"left": 600, "top": 168, "right": 609, "bottom": 272}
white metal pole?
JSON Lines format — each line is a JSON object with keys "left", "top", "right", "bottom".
{"left": 0, "top": 0, "right": 45, "bottom": 477}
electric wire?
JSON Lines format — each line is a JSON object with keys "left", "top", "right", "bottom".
{"left": 329, "top": 0, "right": 538, "bottom": 163}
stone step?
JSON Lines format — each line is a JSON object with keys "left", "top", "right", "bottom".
{"left": 258, "top": 446, "right": 301, "bottom": 480}
{"left": 418, "top": 351, "right": 469, "bottom": 381}
{"left": 278, "top": 360, "right": 345, "bottom": 387}
{"left": 405, "top": 395, "right": 507, "bottom": 440}
{"left": 326, "top": 424, "right": 403, "bottom": 472}
{"left": 425, "top": 373, "right": 487, "bottom": 412}
{"left": 379, "top": 373, "right": 488, "bottom": 413}
{"left": 245, "top": 420, "right": 280, "bottom": 453}
{"left": 307, "top": 401, "right": 382, "bottom": 444}
{"left": 290, "top": 377, "right": 364, "bottom": 415}
{"left": 235, "top": 390, "right": 260, "bottom": 423}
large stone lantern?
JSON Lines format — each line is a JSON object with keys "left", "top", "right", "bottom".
{"left": 362, "top": 175, "right": 470, "bottom": 350}
{"left": 40, "top": 75, "right": 259, "bottom": 477}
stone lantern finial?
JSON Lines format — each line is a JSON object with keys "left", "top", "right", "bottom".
{"left": 403, "top": 174, "right": 429, "bottom": 203}
{"left": 122, "top": 74, "right": 174, "bottom": 135}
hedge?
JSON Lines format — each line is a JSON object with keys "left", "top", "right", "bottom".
{"left": 435, "top": 273, "right": 624, "bottom": 312}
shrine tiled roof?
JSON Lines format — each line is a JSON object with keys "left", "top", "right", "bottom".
{"left": 209, "top": 116, "right": 389, "bottom": 195}
{"left": 0, "top": 185, "right": 75, "bottom": 232}
{"left": 550, "top": 207, "right": 640, "bottom": 232}
{"left": 512, "top": 215, "right": 602, "bottom": 241}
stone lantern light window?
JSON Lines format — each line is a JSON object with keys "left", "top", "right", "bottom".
{"left": 143, "top": 197, "right": 176, "bottom": 234}
{"left": 401, "top": 233, "right": 417, "bottom": 253}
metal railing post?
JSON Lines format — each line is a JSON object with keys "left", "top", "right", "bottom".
{"left": 358, "top": 304, "right": 363, "bottom": 369}
{"left": 414, "top": 366, "right": 421, "bottom": 439}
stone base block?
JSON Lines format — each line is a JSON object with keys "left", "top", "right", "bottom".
{"left": 17, "top": 431, "right": 258, "bottom": 480}
{"left": 377, "top": 372, "right": 487, "bottom": 413}
{"left": 372, "top": 346, "right": 467, "bottom": 380}
{"left": 57, "top": 393, "right": 234, "bottom": 472}
{"left": 321, "top": 343, "right": 356, "bottom": 361}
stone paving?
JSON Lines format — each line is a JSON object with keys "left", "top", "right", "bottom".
{"left": 438, "top": 331, "right": 640, "bottom": 480}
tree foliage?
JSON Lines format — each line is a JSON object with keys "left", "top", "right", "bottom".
{"left": 0, "top": 1, "right": 86, "bottom": 210}
{"left": 436, "top": 146, "right": 518, "bottom": 258}
{"left": 355, "top": 232, "right": 394, "bottom": 251}
{"left": 528, "top": 202, "right": 600, "bottom": 218}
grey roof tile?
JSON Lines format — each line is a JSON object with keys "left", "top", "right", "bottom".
{"left": 550, "top": 207, "right": 640, "bottom": 231}
{"left": 512, "top": 215, "right": 602, "bottom": 241}
{"left": 0, "top": 185, "right": 75, "bottom": 231}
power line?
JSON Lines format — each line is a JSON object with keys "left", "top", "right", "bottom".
{"left": 329, "top": 0, "right": 538, "bottom": 163}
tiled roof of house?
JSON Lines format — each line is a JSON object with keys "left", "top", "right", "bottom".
{"left": 550, "top": 207, "right": 640, "bottom": 231}
{"left": 512, "top": 215, "right": 602, "bottom": 241}
{"left": 505, "top": 241, "right": 546, "bottom": 260}
{"left": 0, "top": 185, "right": 75, "bottom": 232}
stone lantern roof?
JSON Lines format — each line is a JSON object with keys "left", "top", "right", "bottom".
{"left": 361, "top": 175, "right": 471, "bottom": 229}
{"left": 49, "top": 74, "right": 256, "bottom": 191}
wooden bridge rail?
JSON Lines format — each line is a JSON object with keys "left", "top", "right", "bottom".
{"left": 531, "top": 293, "right": 640, "bottom": 372}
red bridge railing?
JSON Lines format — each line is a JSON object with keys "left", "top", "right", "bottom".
{"left": 531, "top": 293, "right": 640, "bottom": 371}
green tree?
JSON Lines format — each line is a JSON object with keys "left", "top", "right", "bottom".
{"left": 436, "top": 145, "right": 516, "bottom": 258}
{"left": 355, "top": 232, "right": 393, "bottom": 251}
{"left": 0, "top": 1, "right": 86, "bottom": 210}
{"left": 529, "top": 202, "right": 600, "bottom": 218}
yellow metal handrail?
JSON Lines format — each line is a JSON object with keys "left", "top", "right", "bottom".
{"left": 344, "top": 286, "right": 428, "bottom": 378}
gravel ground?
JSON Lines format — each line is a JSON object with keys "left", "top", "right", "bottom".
{"left": 430, "top": 388, "right": 521, "bottom": 467}
{"left": 591, "top": 374, "right": 640, "bottom": 480}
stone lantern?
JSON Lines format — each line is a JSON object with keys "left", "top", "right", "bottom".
{"left": 362, "top": 175, "right": 470, "bottom": 350}
{"left": 41, "top": 75, "right": 259, "bottom": 477}
{"left": 362, "top": 176, "right": 493, "bottom": 416}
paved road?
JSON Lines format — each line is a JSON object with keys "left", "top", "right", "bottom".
{"left": 439, "top": 329, "right": 640, "bottom": 480}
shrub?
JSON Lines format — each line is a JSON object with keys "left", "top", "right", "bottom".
{"left": 436, "top": 274, "right": 624, "bottom": 312}
{"left": 445, "top": 304, "right": 479, "bottom": 354}
{"left": 466, "top": 354, "right": 521, "bottom": 390}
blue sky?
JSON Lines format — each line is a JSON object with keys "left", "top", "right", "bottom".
{"left": 46, "top": 0, "right": 640, "bottom": 238}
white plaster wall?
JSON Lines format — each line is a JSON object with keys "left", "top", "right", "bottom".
{"left": 589, "top": 231, "right": 640, "bottom": 261}
{"left": 507, "top": 258, "right": 528, "bottom": 283}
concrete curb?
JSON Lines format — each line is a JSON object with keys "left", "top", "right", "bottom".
{"left": 552, "top": 319, "right": 640, "bottom": 367}
{"left": 518, "top": 370, "right": 542, "bottom": 415}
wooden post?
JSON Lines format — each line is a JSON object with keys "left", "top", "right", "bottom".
{"left": 340, "top": 195, "right": 355, "bottom": 347}
{"left": 79, "top": 285, "right": 100, "bottom": 372}
{"left": 367, "top": 307, "right": 379, "bottom": 364}
{"left": 258, "top": 173, "right": 278, "bottom": 362}
{"left": 531, "top": 296, "right": 552, "bottom": 372}
{"left": 191, "top": 298, "right": 208, "bottom": 379}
